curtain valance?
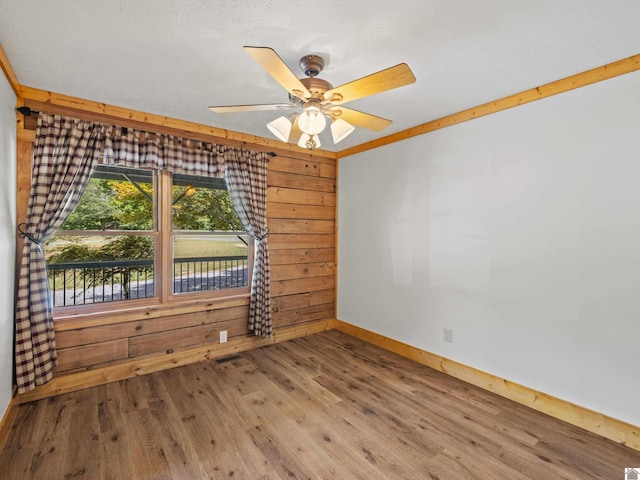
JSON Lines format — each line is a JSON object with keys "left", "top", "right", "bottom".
{"left": 103, "top": 129, "right": 228, "bottom": 177}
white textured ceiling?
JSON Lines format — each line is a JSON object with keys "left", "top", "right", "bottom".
{"left": 1, "top": 0, "right": 639, "bottom": 152}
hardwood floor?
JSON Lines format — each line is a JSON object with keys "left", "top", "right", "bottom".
{"left": 1, "top": 330, "right": 638, "bottom": 479}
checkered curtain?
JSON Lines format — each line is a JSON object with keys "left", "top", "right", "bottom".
{"left": 15, "top": 114, "right": 106, "bottom": 393}
{"left": 224, "top": 150, "right": 272, "bottom": 337}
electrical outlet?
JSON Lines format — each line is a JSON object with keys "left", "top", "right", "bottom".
{"left": 219, "top": 330, "right": 228, "bottom": 343}
{"left": 443, "top": 328, "right": 453, "bottom": 343}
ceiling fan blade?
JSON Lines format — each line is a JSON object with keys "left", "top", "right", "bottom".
{"left": 324, "top": 63, "right": 416, "bottom": 105}
{"left": 208, "top": 103, "right": 294, "bottom": 113}
{"left": 243, "top": 46, "right": 311, "bottom": 100}
{"left": 328, "top": 107, "right": 392, "bottom": 132}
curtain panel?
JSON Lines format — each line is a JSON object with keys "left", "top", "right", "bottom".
{"left": 225, "top": 150, "right": 272, "bottom": 337}
{"left": 16, "top": 114, "right": 272, "bottom": 393}
{"left": 15, "top": 114, "right": 106, "bottom": 393}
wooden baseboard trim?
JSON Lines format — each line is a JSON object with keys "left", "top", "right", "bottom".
{"left": 16, "top": 319, "right": 335, "bottom": 404}
{"left": 0, "top": 396, "right": 19, "bottom": 452}
{"left": 334, "top": 319, "right": 640, "bottom": 452}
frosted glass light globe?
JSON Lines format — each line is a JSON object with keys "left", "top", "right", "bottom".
{"left": 298, "top": 105, "right": 326, "bottom": 135}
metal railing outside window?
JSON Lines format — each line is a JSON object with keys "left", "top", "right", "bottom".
{"left": 47, "top": 255, "right": 248, "bottom": 307}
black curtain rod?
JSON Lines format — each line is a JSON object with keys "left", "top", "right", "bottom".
{"left": 15, "top": 107, "right": 277, "bottom": 157}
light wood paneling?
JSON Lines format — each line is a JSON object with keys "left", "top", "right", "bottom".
{"left": 271, "top": 262, "right": 335, "bottom": 281}
{"left": 268, "top": 170, "right": 335, "bottom": 192}
{"left": 271, "top": 292, "right": 315, "bottom": 311}
{"left": 309, "top": 288, "right": 335, "bottom": 306}
{"left": 271, "top": 276, "right": 335, "bottom": 296}
{"left": 127, "top": 318, "right": 249, "bottom": 357}
{"left": 268, "top": 218, "right": 335, "bottom": 234}
{"left": 269, "top": 155, "right": 321, "bottom": 176}
{"left": 55, "top": 339, "right": 128, "bottom": 372}
{"left": 338, "top": 53, "right": 640, "bottom": 158}
{"left": 267, "top": 186, "right": 336, "bottom": 206}
{"left": 268, "top": 202, "right": 335, "bottom": 220}
{"left": 334, "top": 320, "right": 640, "bottom": 452}
{"left": 55, "top": 305, "right": 250, "bottom": 349}
{"left": 269, "top": 233, "right": 335, "bottom": 249}
{"left": 319, "top": 161, "right": 336, "bottom": 179}
{"left": 272, "top": 303, "right": 334, "bottom": 327}
{"left": 270, "top": 247, "right": 335, "bottom": 265}
{"left": 271, "top": 290, "right": 334, "bottom": 313}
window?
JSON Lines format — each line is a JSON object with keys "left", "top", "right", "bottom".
{"left": 45, "top": 165, "right": 250, "bottom": 308}
{"left": 171, "top": 173, "right": 250, "bottom": 295}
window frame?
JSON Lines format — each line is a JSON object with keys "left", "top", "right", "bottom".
{"left": 49, "top": 166, "right": 252, "bottom": 317}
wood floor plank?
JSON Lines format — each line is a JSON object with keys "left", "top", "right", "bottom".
{"left": 1, "top": 330, "right": 639, "bottom": 479}
{"left": 62, "top": 393, "right": 101, "bottom": 479}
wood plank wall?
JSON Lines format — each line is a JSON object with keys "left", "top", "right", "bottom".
{"left": 50, "top": 151, "right": 336, "bottom": 375}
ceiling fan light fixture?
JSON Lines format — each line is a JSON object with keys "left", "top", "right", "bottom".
{"left": 266, "top": 115, "right": 293, "bottom": 142}
{"left": 330, "top": 118, "right": 355, "bottom": 143}
{"left": 212, "top": 47, "right": 416, "bottom": 151}
{"left": 298, "top": 133, "right": 321, "bottom": 150}
{"left": 297, "top": 104, "right": 327, "bottom": 136}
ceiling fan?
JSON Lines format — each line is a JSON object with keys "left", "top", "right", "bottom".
{"left": 209, "top": 46, "right": 416, "bottom": 150}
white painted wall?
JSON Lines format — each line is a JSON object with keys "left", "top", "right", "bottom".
{"left": 338, "top": 71, "right": 640, "bottom": 426}
{"left": 0, "top": 72, "right": 16, "bottom": 420}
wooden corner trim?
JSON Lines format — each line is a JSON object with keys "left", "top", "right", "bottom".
{"left": 15, "top": 319, "right": 334, "bottom": 404}
{"left": 17, "top": 128, "right": 35, "bottom": 143}
{"left": 334, "top": 319, "right": 640, "bottom": 452}
{"left": 0, "top": 42, "right": 19, "bottom": 97}
{"left": 338, "top": 53, "right": 640, "bottom": 158}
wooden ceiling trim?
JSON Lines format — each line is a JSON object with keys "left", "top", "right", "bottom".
{"left": 17, "top": 86, "right": 338, "bottom": 160}
{"left": 337, "top": 53, "right": 640, "bottom": 158}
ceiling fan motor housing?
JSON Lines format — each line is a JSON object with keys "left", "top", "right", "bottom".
{"left": 302, "top": 77, "right": 333, "bottom": 97}
{"left": 289, "top": 76, "right": 333, "bottom": 105}
{"left": 299, "top": 54, "right": 324, "bottom": 77}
